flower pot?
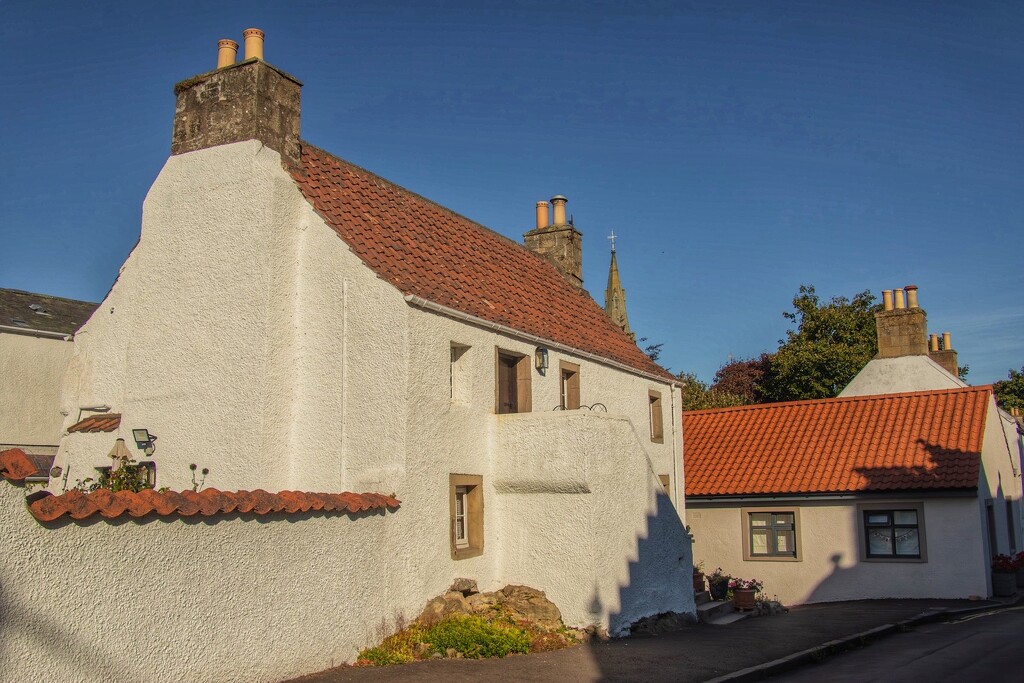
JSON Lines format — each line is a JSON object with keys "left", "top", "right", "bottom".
{"left": 992, "top": 571, "right": 1016, "bottom": 597}
{"left": 692, "top": 571, "right": 705, "bottom": 594}
{"left": 732, "top": 588, "right": 756, "bottom": 610}
{"left": 1016, "top": 567, "right": 1024, "bottom": 589}
{"left": 709, "top": 579, "right": 729, "bottom": 601}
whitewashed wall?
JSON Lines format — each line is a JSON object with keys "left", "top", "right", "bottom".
{"left": 0, "top": 333, "right": 74, "bottom": 447}
{"left": 33, "top": 138, "right": 693, "bottom": 680}
{"left": 0, "top": 481, "right": 409, "bottom": 683}
{"left": 688, "top": 497, "right": 988, "bottom": 605}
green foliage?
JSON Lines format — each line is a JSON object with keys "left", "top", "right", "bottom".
{"left": 355, "top": 611, "right": 556, "bottom": 667}
{"left": 678, "top": 372, "right": 749, "bottom": 410}
{"left": 994, "top": 367, "right": 1024, "bottom": 411}
{"left": 425, "top": 615, "right": 530, "bottom": 659}
{"left": 73, "top": 451, "right": 152, "bottom": 493}
{"left": 760, "top": 285, "right": 879, "bottom": 402}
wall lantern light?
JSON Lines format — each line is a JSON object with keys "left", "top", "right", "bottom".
{"left": 535, "top": 347, "right": 549, "bottom": 371}
{"left": 132, "top": 428, "right": 158, "bottom": 455}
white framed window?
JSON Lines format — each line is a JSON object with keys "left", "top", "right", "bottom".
{"left": 450, "top": 474, "right": 483, "bottom": 559}
{"left": 454, "top": 486, "right": 469, "bottom": 549}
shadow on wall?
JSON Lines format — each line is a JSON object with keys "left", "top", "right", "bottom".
{"left": 0, "top": 579, "right": 147, "bottom": 683}
{"left": 806, "top": 439, "right": 987, "bottom": 604}
{"left": 606, "top": 492, "right": 692, "bottom": 635}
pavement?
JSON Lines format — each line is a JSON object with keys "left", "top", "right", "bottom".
{"left": 285, "top": 592, "right": 1024, "bottom": 683}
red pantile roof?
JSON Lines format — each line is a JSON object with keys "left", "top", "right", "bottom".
{"left": 27, "top": 488, "right": 400, "bottom": 522}
{"left": 67, "top": 413, "right": 121, "bottom": 433}
{"left": 1, "top": 448, "right": 37, "bottom": 483}
{"left": 291, "top": 144, "right": 672, "bottom": 381}
{"left": 683, "top": 387, "right": 992, "bottom": 497}
{"left": 1, "top": 448, "right": 400, "bottom": 522}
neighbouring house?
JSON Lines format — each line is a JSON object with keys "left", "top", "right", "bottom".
{"left": 0, "top": 30, "right": 692, "bottom": 683}
{"left": 0, "top": 288, "right": 98, "bottom": 480}
{"left": 684, "top": 285, "right": 1023, "bottom": 605}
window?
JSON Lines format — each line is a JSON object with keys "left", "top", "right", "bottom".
{"left": 450, "top": 343, "right": 470, "bottom": 404}
{"left": 450, "top": 474, "right": 483, "bottom": 559}
{"left": 495, "top": 350, "right": 532, "bottom": 414}
{"left": 658, "top": 474, "right": 670, "bottom": 498}
{"left": 743, "top": 508, "right": 800, "bottom": 561}
{"left": 560, "top": 361, "right": 580, "bottom": 410}
{"left": 863, "top": 507, "right": 923, "bottom": 560}
{"left": 648, "top": 390, "right": 664, "bottom": 443}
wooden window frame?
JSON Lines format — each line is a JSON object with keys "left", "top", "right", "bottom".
{"left": 450, "top": 474, "right": 484, "bottom": 560}
{"left": 495, "top": 349, "right": 532, "bottom": 414}
{"left": 742, "top": 508, "right": 801, "bottom": 561}
{"left": 648, "top": 390, "right": 664, "bottom": 443}
{"left": 559, "top": 361, "right": 580, "bottom": 410}
{"left": 858, "top": 502, "right": 927, "bottom": 563}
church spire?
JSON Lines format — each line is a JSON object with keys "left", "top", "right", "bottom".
{"left": 604, "top": 231, "right": 634, "bottom": 340}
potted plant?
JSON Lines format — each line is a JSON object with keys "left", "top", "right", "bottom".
{"left": 729, "top": 577, "right": 763, "bottom": 611}
{"left": 707, "top": 567, "right": 730, "bottom": 601}
{"left": 991, "top": 554, "right": 1017, "bottom": 597}
{"left": 693, "top": 561, "right": 706, "bottom": 594}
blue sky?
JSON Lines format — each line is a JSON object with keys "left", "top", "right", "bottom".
{"left": 1, "top": 1, "right": 1021, "bottom": 385}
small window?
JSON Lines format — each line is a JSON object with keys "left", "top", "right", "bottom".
{"left": 741, "top": 508, "right": 801, "bottom": 561}
{"left": 748, "top": 512, "right": 797, "bottom": 558}
{"left": 648, "top": 390, "right": 664, "bottom": 443}
{"left": 495, "top": 350, "right": 532, "bottom": 414}
{"left": 658, "top": 474, "right": 671, "bottom": 498}
{"left": 450, "top": 343, "right": 470, "bottom": 404}
{"left": 450, "top": 474, "right": 484, "bottom": 559}
{"left": 864, "top": 508, "right": 922, "bottom": 559}
{"left": 560, "top": 361, "right": 580, "bottom": 410}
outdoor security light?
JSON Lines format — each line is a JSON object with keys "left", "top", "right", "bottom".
{"left": 132, "top": 429, "right": 157, "bottom": 455}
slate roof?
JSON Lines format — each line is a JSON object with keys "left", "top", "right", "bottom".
{"left": 683, "top": 386, "right": 992, "bottom": 497}
{"left": 291, "top": 144, "right": 672, "bottom": 381}
{"left": 0, "top": 288, "right": 98, "bottom": 336}
{"left": 1, "top": 449, "right": 400, "bottom": 522}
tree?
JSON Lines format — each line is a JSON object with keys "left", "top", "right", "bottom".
{"left": 678, "top": 371, "right": 749, "bottom": 411}
{"left": 638, "top": 336, "right": 663, "bottom": 363}
{"left": 994, "top": 367, "right": 1024, "bottom": 412}
{"left": 760, "top": 285, "right": 879, "bottom": 402}
{"left": 711, "top": 354, "right": 771, "bottom": 404}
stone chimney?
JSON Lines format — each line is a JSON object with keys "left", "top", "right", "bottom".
{"left": 929, "top": 331, "right": 959, "bottom": 377}
{"left": 874, "top": 285, "right": 960, "bottom": 377}
{"left": 523, "top": 195, "right": 583, "bottom": 289}
{"left": 874, "top": 286, "right": 928, "bottom": 358}
{"left": 171, "top": 29, "right": 302, "bottom": 167}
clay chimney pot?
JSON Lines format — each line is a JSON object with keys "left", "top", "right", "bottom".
{"left": 243, "top": 28, "right": 265, "bottom": 60}
{"left": 535, "top": 201, "right": 550, "bottom": 230}
{"left": 905, "top": 285, "right": 919, "bottom": 308}
{"left": 217, "top": 39, "right": 239, "bottom": 69}
{"left": 894, "top": 289, "right": 906, "bottom": 310}
{"left": 551, "top": 195, "right": 567, "bottom": 226}
{"left": 882, "top": 290, "right": 894, "bottom": 311}
{"left": 942, "top": 332, "right": 952, "bottom": 350}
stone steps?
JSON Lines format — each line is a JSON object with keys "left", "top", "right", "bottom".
{"left": 696, "top": 595, "right": 752, "bottom": 626}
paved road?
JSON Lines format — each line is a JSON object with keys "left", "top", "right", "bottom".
{"left": 771, "top": 606, "right": 1024, "bottom": 682}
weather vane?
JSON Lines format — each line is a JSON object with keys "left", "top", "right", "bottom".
{"left": 608, "top": 230, "right": 617, "bottom": 253}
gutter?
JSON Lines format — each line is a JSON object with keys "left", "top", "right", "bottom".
{"left": 403, "top": 294, "right": 678, "bottom": 387}
{"left": 0, "top": 324, "right": 72, "bottom": 341}
{"left": 686, "top": 489, "right": 979, "bottom": 505}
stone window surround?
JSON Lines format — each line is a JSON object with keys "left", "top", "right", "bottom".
{"left": 857, "top": 501, "right": 928, "bottom": 563}
{"left": 450, "top": 473, "right": 484, "bottom": 560}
